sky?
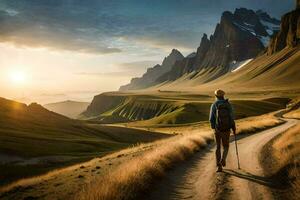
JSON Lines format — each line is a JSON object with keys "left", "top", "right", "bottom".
{"left": 0, "top": 0, "right": 294, "bottom": 104}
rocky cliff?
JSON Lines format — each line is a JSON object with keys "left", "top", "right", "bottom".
{"left": 268, "top": 7, "right": 300, "bottom": 54}
{"left": 81, "top": 93, "right": 127, "bottom": 118}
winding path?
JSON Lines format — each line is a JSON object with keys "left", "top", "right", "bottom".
{"left": 146, "top": 118, "right": 298, "bottom": 200}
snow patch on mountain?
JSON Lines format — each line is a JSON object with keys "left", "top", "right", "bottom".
{"left": 258, "top": 36, "right": 271, "bottom": 47}
{"left": 233, "top": 22, "right": 257, "bottom": 36}
{"left": 260, "top": 20, "right": 280, "bottom": 32}
{"left": 230, "top": 59, "right": 253, "bottom": 72}
{"left": 232, "top": 11, "right": 280, "bottom": 47}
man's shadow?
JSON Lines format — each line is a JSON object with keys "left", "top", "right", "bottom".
{"left": 222, "top": 169, "right": 285, "bottom": 189}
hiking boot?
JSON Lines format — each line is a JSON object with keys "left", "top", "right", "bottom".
{"left": 221, "top": 159, "right": 226, "bottom": 167}
{"left": 216, "top": 165, "right": 223, "bottom": 172}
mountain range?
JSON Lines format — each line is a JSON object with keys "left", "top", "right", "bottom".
{"left": 119, "top": 8, "right": 281, "bottom": 91}
{"left": 151, "top": 6, "right": 300, "bottom": 93}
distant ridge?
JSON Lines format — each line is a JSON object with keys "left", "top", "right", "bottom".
{"left": 44, "top": 100, "right": 90, "bottom": 118}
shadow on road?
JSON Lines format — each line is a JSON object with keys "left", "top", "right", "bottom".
{"left": 222, "top": 169, "right": 282, "bottom": 189}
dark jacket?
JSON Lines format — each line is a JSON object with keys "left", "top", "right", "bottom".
{"left": 209, "top": 98, "right": 236, "bottom": 130}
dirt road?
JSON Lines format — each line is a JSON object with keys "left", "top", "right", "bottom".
{"left": 146, "top": 118, "right": 298, "bottom": 200}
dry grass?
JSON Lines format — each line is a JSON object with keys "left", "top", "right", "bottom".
{"left": 283, "top": 96, "right": 300, "bottom": 119}
{"left": 236, "top": 112, "right": 284, "bottom": 134}
{"left": 76, "top": 132, "right": 212, "bottom": 200}
{"left": 284, "top": 109, "right": 300, "bottom": 119}
{"left": 0, "top": 110, "right": 284, "bottom": 200}
{"left": 272, "top": 123, "right": 300, "bottom": 199}
{"left": 75, "top": 112, "right": 284, "bottom": 200}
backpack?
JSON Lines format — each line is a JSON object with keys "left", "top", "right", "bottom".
{"left": 216, "top": 100, "right": 232, "bottom": 132}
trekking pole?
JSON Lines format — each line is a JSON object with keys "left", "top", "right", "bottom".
{"left": 234, "top": 133, "right": 241, "bottom": 169}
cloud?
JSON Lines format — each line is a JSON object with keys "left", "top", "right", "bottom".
{"left": 0, "top": 0, "right": 294, "bottom": 55}
{"left": 75, "top": 60, "right": 159, "bottom": 77}
{"left": 0, "top": 8, "right": 122, "bottom": 54}
{"left": 118, "top": 60, "right": 158, "bottom": 70}
{"left": 75, "top": 72, "right": 132, "bottom": 77}
{"left": 39, "top": 93, "right": 67, "bottom": 97}
{"left": 129, "top": 30, "right": 205, "bottom": 52}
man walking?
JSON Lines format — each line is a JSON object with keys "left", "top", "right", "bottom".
{"left": 209, "top": 89, "right": 236, "bottom": 172}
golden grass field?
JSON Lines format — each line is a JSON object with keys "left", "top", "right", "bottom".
{"left": 284, "top": 109, "right": 300, "bottom": 119}
{"left": 0, "top": 109, "right": 284, "bottom": 200}
{"left": 74, "top": 112, "right": 284, "bottom": 200}
{"left": 1, "top": 91, "right": 299, "bottom": 200}
{"left": 271, "top": 123, "right": 300, "bottom": 200}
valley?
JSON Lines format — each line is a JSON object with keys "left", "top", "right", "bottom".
{"left": 0, "top": 97, "right": 168, "bottom": 186}
{"left": 0, "top": 2, "right": 299, "bottom": 200}
{"left": 0, "top": 104, "right": 289, "bottom": 200}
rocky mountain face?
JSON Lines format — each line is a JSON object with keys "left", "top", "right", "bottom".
{"left": 81, "top": 93, "right": 127, "bottom": 118}
{"left": 119, "top": 8, "right": 280, "bottom": 90}
{"left": 157, "top": 8, "right": 280, "bottom": 83}
{"left": 119, "top": 49, "right": 184, "bottom": 91}
{"left": 268, "top": 6, "right": 300, "bottom": 54}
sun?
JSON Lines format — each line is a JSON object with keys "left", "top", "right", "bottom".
{"left": 10, "top": 70, "right": 27, "bottom": 84}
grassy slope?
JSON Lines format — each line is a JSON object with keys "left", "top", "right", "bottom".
{"left": 0, "top": 97, "right": 168, "bottom": 185}
{"left": 144, "top": 47, "right": 300, "bottom": 95}
{"left": 272, "top": 124, "right": 300, "bottom": 199}
{"left": 81, "top": 91, "right": 289, "bottom": 126}
{"left": 44, "top": 100, "right": 90, "bottom": 118}
{"left": 283, "top": 97, "right": 300, "bottom": 119}
{"left": 284, "top": 109, "right": 300, "bottom": 119}
{"left": 261, "top": 122, "right": 300, "bottom": 200}
{"left": 128, "top": 99, "right": 288, "bottom": 127}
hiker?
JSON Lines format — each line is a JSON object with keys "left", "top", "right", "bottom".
{"left": 209, "top": 89, "right": 236, "bottom": 172}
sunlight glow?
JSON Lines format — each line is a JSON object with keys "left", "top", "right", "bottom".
{"left": 10, "top": 69, "right": 27, "bottom": 84}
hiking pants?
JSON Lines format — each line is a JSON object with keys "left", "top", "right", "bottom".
{"left": 214, "top": 130, "right": 230, "bottom": 166}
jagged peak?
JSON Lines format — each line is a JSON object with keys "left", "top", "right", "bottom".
{"left": 201, "top": 33, "right": 208, "bottom": 41}
{"left": 171, "top": 48, "right": 179, "bottom": 53}
{"left": 199, "top": 33, "right": 210, "bottom": 45}
{"left": 234, "top": 7, "right": 256, "bottom": 15}
{"left": 162, "top": 49, "right": 184, "bottom": 66}
{"left": 170, "top": 49, "right": 184, "bottom": 57}
{"left": 221, "top": 11, "right": 234, "bottom": 21}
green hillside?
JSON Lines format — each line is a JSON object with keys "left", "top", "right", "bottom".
{"left": 81, "top": 92, "right": 289, "bottom": 126}
{"left": 0, "top": 97, "right": 168, "bottom": 185}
